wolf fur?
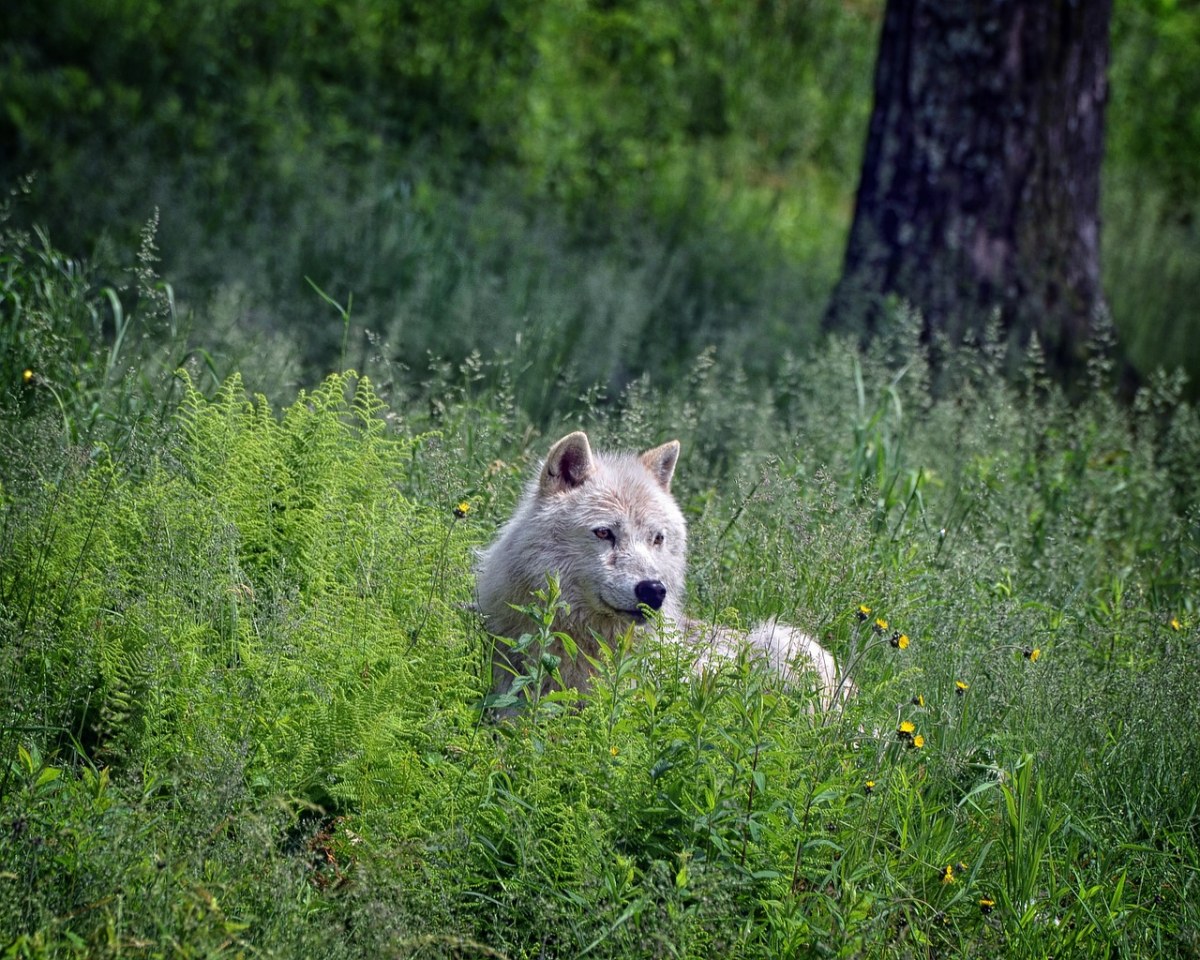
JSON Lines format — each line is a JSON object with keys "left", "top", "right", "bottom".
{"left": 475, "top": 431, "right": 846, "bottom": 709}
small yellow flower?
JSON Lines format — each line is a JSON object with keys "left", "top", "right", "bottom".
{"left": 941, "top": 864, "right": 956, "bottom": 884}
{"left": 979, "top": 897, "right": 995, "bottom": 915}
{"left": 22, "top": 368, "right": 34, "bottom": 385}
{"left": 955, "top": 680, "right": 969, "bottom": 696}
{"left": 856, "top": 604, "right": 872, "bottom": 622}
{"left": 864, "top": 780, "right": 875, "bottom": 795}
{"left": 911, "top": 694, "right": 925, "bottom": 707}
{"left": 890, "top": 632, "right": 910, "bottom": 650}
{"left": 1169, "top": 617, "right": 1182, "bottom": 632}
{"left": 897, "top": 720, "right": 915, "bottom": 740}
{"left": 1023, "top": 647, "right": 1041, "bottom": 662}
{"left": 911, "top": 734, "right": 925, "bottom": 749}
{"left": 874, "top": 617, "right": 889, "bottom": 633}
{"left": 453, "top": 501, "right": 471, "bottom": 518}
{"left": 609, "top": 745, "right": 619, "bottom": 757}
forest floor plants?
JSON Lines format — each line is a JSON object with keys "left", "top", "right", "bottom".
{"left": 2, "top": 236, "right": 1199, "bottom": 957}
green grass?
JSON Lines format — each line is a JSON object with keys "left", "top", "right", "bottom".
{"left": 3, "top": 226, "right": 1199, "bottom": 958}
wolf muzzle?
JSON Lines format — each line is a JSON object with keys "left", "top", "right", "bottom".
{"left": 634, "top": 579, "right": 667, "bottom": 611}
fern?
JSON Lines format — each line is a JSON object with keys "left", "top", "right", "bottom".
{"left": 3, "top": 371, "right": 480, "bottom": 818}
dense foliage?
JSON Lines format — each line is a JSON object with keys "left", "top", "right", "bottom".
{"left": 3, "top": 221, "right": 1199, "bottom": 958}
{"left": 2, "top": 0, "right": 1198, "bottom": 390}
{"left": 3, "top": 4, "right": 1199, "bottom": 954}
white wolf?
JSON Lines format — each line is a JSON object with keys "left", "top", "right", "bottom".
{"left": 475, "top": 431, "right": 846, "bottom": 710}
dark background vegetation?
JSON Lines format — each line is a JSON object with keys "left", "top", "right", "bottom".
{"left": 3, "top": 0, "right": 1198, "bottom": 410}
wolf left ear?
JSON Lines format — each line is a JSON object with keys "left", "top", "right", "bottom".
{"left": 640, "top": 440, "right": 681, "bottom": 491}
{"left": 540, "top": 431, "right": 595, "bottom": 495}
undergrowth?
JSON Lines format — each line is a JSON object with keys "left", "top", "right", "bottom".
{"left": 2, "top": 237, "right": 1199, "bottom": 958}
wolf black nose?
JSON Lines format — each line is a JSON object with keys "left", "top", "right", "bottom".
{"left": 635, "top": 579, "right": 667, "bottom": 611}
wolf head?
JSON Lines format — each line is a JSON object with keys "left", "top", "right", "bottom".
{"left": 475, "top": 431, "right": 688, "bottom": 646}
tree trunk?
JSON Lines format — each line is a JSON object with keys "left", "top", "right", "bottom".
{"left": 824, "top": 0, "right": 1112, "bottom": 377}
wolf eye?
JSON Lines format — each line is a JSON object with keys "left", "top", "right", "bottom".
{"left": 593, "top": 527, "right": 614, "bottom": 541}
{"left": 652, "top": 532, "right": 665, "bottom": 547}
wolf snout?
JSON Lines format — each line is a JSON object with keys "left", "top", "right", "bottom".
{"left": 634, "top": 579, "right": 668, "bottom": 611}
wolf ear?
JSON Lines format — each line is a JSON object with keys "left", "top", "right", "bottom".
{"left": 640, "top": 440, "right": 681, "bottom": 491}
{"left": 540, "top": 431, "right": 595, "bottom": 494}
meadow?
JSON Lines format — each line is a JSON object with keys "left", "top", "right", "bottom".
{"left": 4, "top": 3, "right": 1200, "bottom": 954}
{"left": 2, "top": 216, "right": 1198, "bottom": 959}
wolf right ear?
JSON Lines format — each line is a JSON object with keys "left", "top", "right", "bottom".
{"left": 540, "top": 431, "right": 594, "bottom": 494}
{"left": 640, "top": 439, "right": 681, "bottom": 491}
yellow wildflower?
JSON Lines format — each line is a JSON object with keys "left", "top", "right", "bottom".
{"left": 874, "top": 617, "right": 889, "bottom": 633}
{"left": 911, "top": 734, "right": 925, "bottom": 749}
{"left": 864, "top": 780, "right": 875, "bottom": 795}
{"left": 1169, "top": 617, "right": 1182, "bottom": 632}
{"left": 941, "top": 864, "right": 956, "bottom": 884}
{"left": 1023, "top": 647, "right": 1041, "bottom": 662}
{"left": 22, "top": 368, "right": 34, "bottom": 385}
{"left": 856, "top": 604, "right": 872, "bottom": 621}
{"left": 911, "top": 694, "right": 925, "bottom": 707}
{"left": 955, "top": 680, "right": 969, "bottom": 696}
{"left": 453, "top": 501, "right": 472, "bottom": 518}
{"left": 890, "top": 632, "right": 910, "bottom": 650}
{"left": 979, "top": 897, "right": 995, "bottom": 914}
{"left": 897, "top": 720, "right": 915, "bottom": 740}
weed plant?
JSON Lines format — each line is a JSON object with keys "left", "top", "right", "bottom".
{"left": 2, "top": 234, "right": 1199, "bottom": 957}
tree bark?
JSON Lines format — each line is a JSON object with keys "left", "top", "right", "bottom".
{"left": 824, "top": 0, "right": 1112, "bottom": 377}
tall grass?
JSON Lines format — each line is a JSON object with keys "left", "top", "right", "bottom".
{"left": 1103, "top": 170, "right": 1200, "bottom": 387}
{"left": 2, "top": 226, "right": 1199, "bottom": 957}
